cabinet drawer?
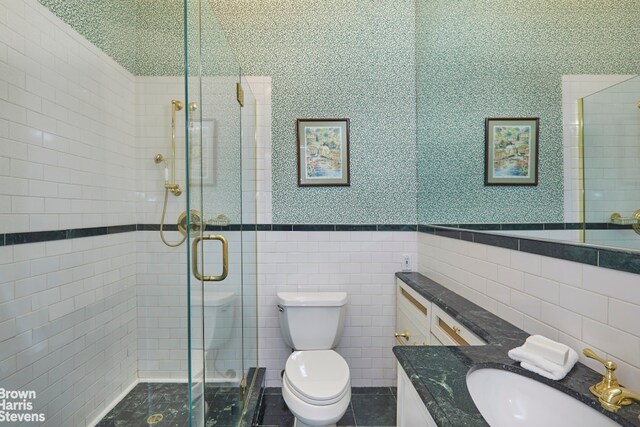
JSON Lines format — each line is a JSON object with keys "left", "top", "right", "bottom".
{"left": 430, "top": 304, "right": 485, "bottom": 346}
{"left": 396, "top": 302, "right": 430, "bottom": 346}
{"left": 396, "top": 279, "right": 431, "bottom": 346}
{"left": 396, "top": 279, "right": 430, "bottom": 323}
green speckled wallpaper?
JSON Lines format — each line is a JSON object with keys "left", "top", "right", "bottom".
{"left": 415, "top": 0, "right": 640, "bottom": 224}
{"left": 213, "top": 0, "right": 418, "bottom": 224}
{"left": 38, "top": 0, "right": 137, "bottom": 72}
{"left": 38, "top": 0, "right": 238, "bottom": 77}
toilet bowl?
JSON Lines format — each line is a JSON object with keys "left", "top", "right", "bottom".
{"left": 282, "top": 350, "right": 351, "bottom": 427}
{"left": 277, "top": 292, "right": 350, "bottom": 427}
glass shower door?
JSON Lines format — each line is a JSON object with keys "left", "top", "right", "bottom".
{"left": 184, "top": 1, "right": 257, "bottom": 426}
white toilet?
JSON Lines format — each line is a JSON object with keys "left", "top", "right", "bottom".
{"left": 276, "top": 292, "right": 351, "bottom": 427}
{"left": 192, "top": 292, "right": 237, "bottom": 412}
{"left": 204, "top": 291, "right": 238, "bottom": 381}
{"left": 204, "top": 291, "right": 236, "bottom": 351}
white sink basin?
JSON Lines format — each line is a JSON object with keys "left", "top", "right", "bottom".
{"left": 466, "top": 368, "right": 619, "bottom": 427}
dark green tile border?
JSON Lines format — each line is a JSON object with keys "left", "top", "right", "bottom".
{"left": 421, "top": 225, "right": 640, "bottom": 275}
{"left": 293, "top": 224, "right": 335, "bottom": 231}
{"left": 3, "top": 223, "right": 638, "bottom": 275}
{"left": 473, "top": 232, "right": 519, "bottom": 250}
{"left": 519, "top": 238, "right": 598, "bottom": 266}
{"left": 336, "top": 224, "right": 377, "bottom": 231}
{"left": 440, "top": 222, "right": 594, "bottom": 231}
{"left": 5, "top": 225, "right": 136, "bottom": 246}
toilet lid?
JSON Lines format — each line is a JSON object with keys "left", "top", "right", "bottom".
{"left": 284, "top": 350, "right": 350, "bottom": 404}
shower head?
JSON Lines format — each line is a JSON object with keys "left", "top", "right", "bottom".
{"left": 172, "top": 99, "right": 183, "bottom": 111}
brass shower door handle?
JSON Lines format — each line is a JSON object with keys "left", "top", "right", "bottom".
{"left": 192, "top": 234, "right": 228, "bottom": 281}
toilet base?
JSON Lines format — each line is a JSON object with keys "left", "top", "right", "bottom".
{"left": 294, "top": 419, "right": 336, "bottom": 427}
{"left": 282, "top": 377, "right": 350, "bottom": 427}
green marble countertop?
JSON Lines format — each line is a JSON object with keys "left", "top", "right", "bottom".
{"left": 393, "top": 272, "right": 640, "bottom": 427}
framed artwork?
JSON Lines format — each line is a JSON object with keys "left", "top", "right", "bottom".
{"left": 296, "top": 118, "right": 350, "bottom": 187}
{"left": 485, "top": 117, "right": 539, "bottom": 186}
{"left": 190, "top": 119, "right": 216, "bottom": 186}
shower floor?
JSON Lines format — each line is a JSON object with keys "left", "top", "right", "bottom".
{"left": 97, "top": 382, "right": 249, "bottom": 427}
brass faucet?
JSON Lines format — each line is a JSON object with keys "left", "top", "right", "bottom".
{"left": 599, "top": 387, "right": 640, "bottom": 413}
{"left": 583, "top": 348, "right": 638, "bottom": 412}
{"left": 583, "top": 348, "right": 621, "bottom": 396}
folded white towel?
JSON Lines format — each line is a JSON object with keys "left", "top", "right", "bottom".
{"left": 523, "top": 335, "right": 569, "bottom": 366}
{"left": 508, "top": 339, "right": 579, "bottom": 380}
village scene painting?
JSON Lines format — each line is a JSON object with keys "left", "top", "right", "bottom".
{"left": 304, "top": 126, "right": 343, "bottom": 179}
{"left": 491, "top": 125, "right": 532, "bottom": 178}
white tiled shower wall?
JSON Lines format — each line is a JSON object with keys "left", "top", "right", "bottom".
{"left": 417, "top": 232, "right": 640, "bottom": 392}
{"left": 0, "top": 1, "right": 137, "bottom": 426}
{"left": 134, "top": 76, "right": 261, "bottom": 381}
{"left": 0, "top": 0, "right": 137, "bottom": 233}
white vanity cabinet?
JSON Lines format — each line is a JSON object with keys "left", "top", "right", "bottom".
{"left": 397, "top": 363, "right": 438, "bottom": 427}
{"left": 395, "top": 277, "right": 487, "bottom": 426}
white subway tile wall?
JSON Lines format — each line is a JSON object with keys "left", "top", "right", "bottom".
{"left": 134, "top": 76, "right": 185, "bottom": 226}
{"left": 0, "top": 1, "right": 138, "bottom": 426}
{"left": 258, "top": 230, "right": 417, "bottom": 387}
{"left": 135, "top": 229, "right": 247, "bottom": 382}
{"left": 244, "top": 76, "right": 273, "bottom": 225}
{"left": 418, "top": 232, "right": 640, "bottom": 392}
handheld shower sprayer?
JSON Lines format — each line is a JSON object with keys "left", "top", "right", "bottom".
{"left": 154, "top": 99, "right": 201, "bottom": 247}
{"left": 154, "top": 99, "right": 188, "bottom": 247}
{"left": 164, "top": 99, "right": 183, "bottom": 197}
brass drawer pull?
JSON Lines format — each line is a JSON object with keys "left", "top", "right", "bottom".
{"left": 438, "top": 318, "right": 469, "bottom": 346}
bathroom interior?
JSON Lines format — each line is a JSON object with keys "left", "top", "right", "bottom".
{"left": 1, "top": 0, "right": 639, "bottom": 426}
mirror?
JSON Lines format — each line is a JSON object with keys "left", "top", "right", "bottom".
{"left": 429, "top": 75, "right": 640, "bottom": 254}
{"left": 582, "top": 75, "right": 640, "bottom": 252}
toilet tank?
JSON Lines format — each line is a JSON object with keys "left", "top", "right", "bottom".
{"left": 204, "top": 292, "right": 236, "bottom": 349}
{"left": 276, "top": 292, "right": 348, "bottom": 350}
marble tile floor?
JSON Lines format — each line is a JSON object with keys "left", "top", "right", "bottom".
{"left": 255, "top": 387, "right": 397, "bottom": 427}
{"left": 96, "top": 382, "right": 395, "bottom": 427}
{"left": 96, "top": 382, "right": 247, "bottom": 427}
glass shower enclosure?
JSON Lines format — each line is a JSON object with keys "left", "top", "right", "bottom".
{"left": 184, "top": 0, "right": 258, "bottom": 425}
{"left": 3, "top": 0, "right": 257, "bottom": 425}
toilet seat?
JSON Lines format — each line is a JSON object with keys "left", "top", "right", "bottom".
{"left": 284, "top": 350, "right": 350, "bottom": 406}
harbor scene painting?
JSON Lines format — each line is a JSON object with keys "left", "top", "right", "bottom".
{"left": 492, "top": 125, "right": 531, "bottom": 178}
{"left": 485, "top": 117, "right": 539, "bottom": 186}
{"left": 297, "top": 119, "right": 350, "bottom": 186}
{"left": 304, "top": 126, "right": 343, "bottom": 179}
